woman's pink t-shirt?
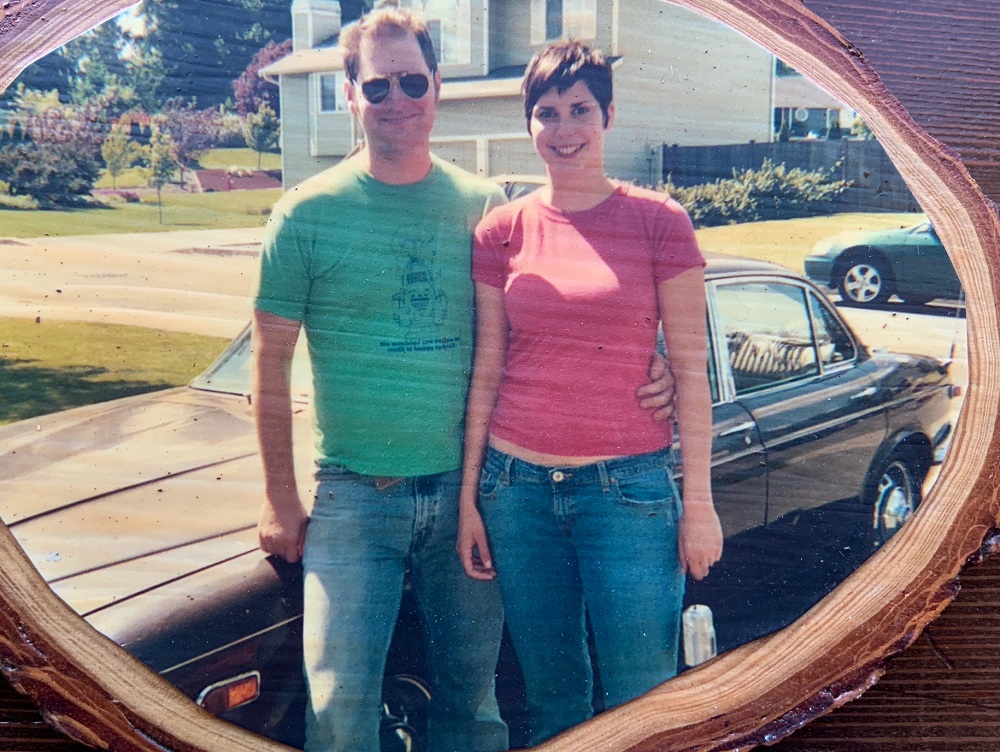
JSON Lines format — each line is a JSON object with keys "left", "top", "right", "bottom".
{"left": 472, "top": 183, "right": 705, "bottom": 457}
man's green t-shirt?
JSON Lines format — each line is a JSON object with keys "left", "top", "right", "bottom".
{"left": 255, "top": 155, "right": 506, "bottom": 477}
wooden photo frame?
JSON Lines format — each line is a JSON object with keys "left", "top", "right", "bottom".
{"left": 1, "top": 1, "right": 998, "bottom": 750}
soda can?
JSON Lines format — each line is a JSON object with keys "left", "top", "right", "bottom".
{"left": 682, "top": 604, "right": 717, "bottom": 667}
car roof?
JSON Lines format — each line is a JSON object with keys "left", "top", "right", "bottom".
{"left": 703, "top": 252, "right": 801, "bottom": 281}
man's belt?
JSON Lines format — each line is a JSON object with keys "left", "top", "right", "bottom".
{"left": 373, "top": 476, "right": 404, "bottom": 491}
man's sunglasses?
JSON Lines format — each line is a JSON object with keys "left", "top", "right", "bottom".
{"left": 359, "top": 72, "right": 430, "bottom": 105}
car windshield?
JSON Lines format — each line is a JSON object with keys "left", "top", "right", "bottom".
{"left": 189, "top": 325, "right": 313, "bottom": 402}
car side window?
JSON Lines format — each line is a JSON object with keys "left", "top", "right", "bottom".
{"left": 808, "top": 292, "right": 857, "bottom": 367}
{"left": 706, "top": 310, "right": 721, "bottom": 403}
{"left": 714, "top": 281, "right": 820, "bottom": 394}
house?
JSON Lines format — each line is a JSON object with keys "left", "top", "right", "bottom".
{"left": 264, "top": 0, "right": 849, "bottom": 190}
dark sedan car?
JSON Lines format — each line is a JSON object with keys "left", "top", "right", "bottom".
{"left": 0, "top": 256, "right": 956, "bottom": 750}
{"left": 804, "top": 219, "right": 963, "bottom": 307}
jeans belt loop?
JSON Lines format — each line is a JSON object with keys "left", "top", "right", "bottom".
{"left": 596, "top": 461, "right": 611, "bottom": 493}
{"left": 501, "top": 451, "right": 515, "bottom": 486}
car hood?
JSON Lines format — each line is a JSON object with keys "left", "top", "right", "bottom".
{"left": 810, "top": 228, "right": 890, "bottom": 255}
{"left": 0, "top": 388, "right": 309, "bottom": 616}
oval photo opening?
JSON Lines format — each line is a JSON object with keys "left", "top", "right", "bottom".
{"left": 0, "top": 1, "right": 970, "bottom": 750}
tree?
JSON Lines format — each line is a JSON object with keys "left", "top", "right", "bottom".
{"left": 0, "top": 96, "right": 109, "bottom": 206}
{"left": 124, "top": 39, "right": 168, "bottom": 114}
{"left": 0, "top": 49, "right": 73, "bottom": 107}
{"left": 101, "top": 121, "right": 143, "bottom": 189}
{"left": 144, "top": 125, "right": 180, "bottom": 224}
{"left": 243, "top": 102, "right": 280, "bottom": 169}
{"left": 233, "top": 39, "right": 292, "bottom": 117}
{"left": 63, "top": 21, "right": 131, "bottom": 106}
{"left": 140, "top": 0, "right": 293, "bottom": 109}
{"left": 158, "top": 99, "right": 221, "bottom": 187}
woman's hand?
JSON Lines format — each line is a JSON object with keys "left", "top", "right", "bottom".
{"left": 678, "top": 497, "right": 723, "bottom": 581}
{"left": 457, "top": 505, "right": 497, "bottom": 581}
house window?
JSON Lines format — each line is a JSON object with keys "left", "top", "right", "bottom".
{"left": 775, "top": 58, "right": 802, "bottom": 77}
{"left": 774, "top": 107, "right": 843, "bottom": 140}
{"left": 531, "top": 0, "right": 596, "bottom": 45}
{"left": 406, "top": 0, "right": 472, "bottom": 66}
{"left": 319, "top": 72, "right": 347, "bottom": 112}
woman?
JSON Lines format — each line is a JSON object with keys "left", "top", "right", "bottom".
{"left": 457, "top": 40, "right": 724, "bottom": 745}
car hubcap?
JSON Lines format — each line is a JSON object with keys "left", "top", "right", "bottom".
{"left": 876, "top": 461, "right": 914, "bottom": 538}
{"left": 844, "top": 264, "right": 882, "bottom": 303}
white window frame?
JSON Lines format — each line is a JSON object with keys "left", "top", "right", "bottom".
{"left": 316, "top": 71, "right": 347, "bottom": 113}
{"left": 400, "top": 0, "right": 487, "bottom": 77}
{"left": 531, "top": 0, "right": 598, "bottom": 45}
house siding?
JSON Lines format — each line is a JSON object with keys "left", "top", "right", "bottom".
{"left": 280, "top": 73, "right": 348, "bottom": 189}
{"left": 435, "top": 96, "right": 524, "bottom": 137}
{"left": 605, "top": 0, "right": 773, "bottom": 181}
{"left": 430, "top": 1, "right": 775, "bottom": 183}
{"left": 488, "top": 0, "right": 533, "bottom": 69}
{"left": 274, "top": 0, "right": 812, "bottom": 187}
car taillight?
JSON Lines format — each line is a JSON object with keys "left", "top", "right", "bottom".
{"left": 196, "top": 671, "right": 261, "bottom": 714}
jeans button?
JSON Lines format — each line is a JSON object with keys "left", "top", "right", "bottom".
{"left": 551, "top": 470, "right": 565, "bottom": 482}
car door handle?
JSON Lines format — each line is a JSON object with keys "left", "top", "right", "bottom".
{"left": 718, "top": 421, "right": 756, "bottom": 438}
{"left": 850, "top": 386, "right": 878, "bottom": 400}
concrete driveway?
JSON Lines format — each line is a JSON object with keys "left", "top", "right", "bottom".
{"left": 0, "top": 228, "right": 265, "bottom": 338}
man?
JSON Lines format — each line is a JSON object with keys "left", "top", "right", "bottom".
{"left": 252, "top": 6, "right": 674, "bottom": 752}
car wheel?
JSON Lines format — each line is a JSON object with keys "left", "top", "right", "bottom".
{"left": 838, "top": 254, "right": 893, "bottom": 306}
{"left": 381, "top": 674, "right": 431, "bottom": 752}
{"left": 869, "top": 451, "right": 923, "bottom": 549}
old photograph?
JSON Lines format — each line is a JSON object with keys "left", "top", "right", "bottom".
{"left": 0, "top": 1, "right": 968, "bottom": 750}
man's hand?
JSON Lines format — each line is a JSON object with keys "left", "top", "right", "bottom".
{"left": 258, "top": 491, "right": 309, "bottom": 564}
{"left": 637, "top": 352, "right": 677, "bottom": 422}
{"left": 457, "top": 506, "right": 497, "bottom": 581}
{"left": 677, "top": 497, "right": 723, "bottom": 581}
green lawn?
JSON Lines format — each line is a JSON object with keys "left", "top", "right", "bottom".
{"left": 93, "top": 148, "right": 282, "bottom": 189}
{"left": 197, "top": 147, "right": 282, "bottom": 171}
{"left": 94, "top": 165, "right": 149, "bottom": 190}
{"left": 0, "top": 318, "right": 229, "bottom": 425}
{"left": 0, "top": 188, "right": 282, "bottom": 237}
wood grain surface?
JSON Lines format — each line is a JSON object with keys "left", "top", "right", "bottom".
{"left": 1, "top": 1, "right": 999, "bottom": 751}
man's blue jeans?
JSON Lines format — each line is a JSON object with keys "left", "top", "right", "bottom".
{"left": 302, "top": 468, "right": 508, "bottom": 752}
{"left": 479, "top": 447, "right": 685, "bottom": 746}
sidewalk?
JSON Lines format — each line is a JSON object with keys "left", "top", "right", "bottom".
{"left": 0, "top": 228, "right": 267, "bottom": 338}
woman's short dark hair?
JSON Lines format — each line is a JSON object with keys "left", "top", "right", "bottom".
{"left": 522, "top": 40, "right": 613, "bottom": 134}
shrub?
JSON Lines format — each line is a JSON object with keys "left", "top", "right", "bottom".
{"left": 0, "top": 141, "right": 101, "bottom": 207}
{"left": 216, "top": 111, "right": 248, "bottom": 148}
{"left": 660, "top": 159, "right": 851, "bottom": 227}
{"left": 0, "top": 95, "right": 108, "bottom": 206}
{"left": 0, "top": 193, "right": 40, "bottom": 210}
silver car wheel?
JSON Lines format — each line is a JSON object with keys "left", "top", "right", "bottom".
{"left": 842, "top": 262, "right": 884, "bottom": 304}
{"left": 873, "top": 458, "right": 918, "bottom": 546}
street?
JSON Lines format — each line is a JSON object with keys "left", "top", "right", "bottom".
{"left": 0, "top": 228, "right": 264, "bottom": 338}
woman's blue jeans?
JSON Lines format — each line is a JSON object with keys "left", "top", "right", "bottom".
{"left": 479, "top": 447, "right": 685, "bottom": 746}
{"left": 302, "top": 468, "right": 508, "bottom": 752}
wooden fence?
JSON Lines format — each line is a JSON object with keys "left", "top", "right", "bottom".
{"left": 661, "top": 140, "right": 922, "bottom": 213}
